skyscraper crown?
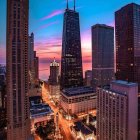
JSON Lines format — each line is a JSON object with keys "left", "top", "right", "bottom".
{"left": 66, "top": 0, "right": 76, "bottom": 11}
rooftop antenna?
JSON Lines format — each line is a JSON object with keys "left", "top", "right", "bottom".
{"left": 66, "top": 0, "right": 69, "bottom": 9}
{"left": 74, "top": 0, "right": 76, "bottom": 11}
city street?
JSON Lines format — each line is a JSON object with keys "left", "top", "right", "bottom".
{"left": 34, "top": 134, "right": 41, "bottom": 140}
{"left": 41, "top": 83, "right": 75, "bottom": 140}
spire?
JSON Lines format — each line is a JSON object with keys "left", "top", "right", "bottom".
{"left": 74, "top": 0, "right": 76, "bottom": 11}
{"left": 54, "top": 57, "right": 56, "bottom": 62}
{"left": 66, "top": 0, "right": 69, "bottom": 9}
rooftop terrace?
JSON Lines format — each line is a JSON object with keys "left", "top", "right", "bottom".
{"left": 62, "top": 86, "right": 95, "bottom": 97}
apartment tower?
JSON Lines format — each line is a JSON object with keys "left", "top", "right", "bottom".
{"left": 6, "top": 0, "right": 30, "bottom": 139}
{"left": 97, "top": 80, "right": 138, "bottom": 140}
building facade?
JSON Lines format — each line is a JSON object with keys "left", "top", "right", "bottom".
{"left": 49, "top": 59, "right": 60, "bottom": 99}
{"left": 97, "top": 80, "right": 138, "bottom": 140}
{"left": 61, "top": 2, "right": 83, "bottom": 89}
{"left": 6, "top": 0, "right": 30, "bottom": 139}
{"left": 0, "top": 65, "right": 6, "bottom": 108}
{"left": 115, "top": 4, "right": 140, "bottom": 139}
{"left": 49, "top": 59, "right": 59, "bottom": 85}
{"left": 28, "top": 33, "right": 39, "bottom": 83}
{"left": 115, "top": 3, "right": 140, "bottom": 89}
{"left": 28, "top": 33, "right": 34, "bottom": 73}
{"left": 85, "top": 70, "right": 92, "bottom": 87}
{"left": 60, "top": 87, "right": 96, "bottom": 115}
{"left": 92, "top": 24, "right": 114, "bottom": 88}
{"left": 34, "top": 51, "right": 39, "bottom": 81}
{"left": 0, "top": 65, "right": 6, "bottom": 139}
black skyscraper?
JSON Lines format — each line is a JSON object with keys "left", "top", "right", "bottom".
{"left": 60, "top": 0, "right": 83, "bottom": 89}
{"left": 115, "top": 3, "right": 140, "bottom": 139}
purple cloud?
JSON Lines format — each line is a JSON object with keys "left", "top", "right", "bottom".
{"left": 41, "top": 10, "right": 64, "bottom": 20}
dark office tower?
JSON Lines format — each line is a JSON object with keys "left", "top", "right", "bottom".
{"left": 92, "top": 24, "right": 114, "bottom": 88}
{"left": 61, "top": 0, "right": 83, "bottom": 89}
{"left": 28, "top": 33, "right": 35, "bottom": 83}
{"left": 116, "top": 3, "right": 140, "bottom": 88}
{"left": 85, "top": 70, "right": 92, "bottom": 87}
{"left": 34, "top": 51, "right": 39, "bottom": 80}
{"left": 6, "top": 0, "right": 30, "bottom": 140}
{"left": 115, "top": 3, "right": 140, "bottom": 139}
{"left": 28, "top": 33, "right": 34, "bottom": 72}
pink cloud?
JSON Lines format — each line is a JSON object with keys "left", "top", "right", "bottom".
{"left": 34, "top": 37, "right": 62, "bottom": 55}
{"left": 108, "top": 21, "right": 115, "bottom": 27}
{"left": 34, "top": 28, "right": 92, "bottom": 80}
{"left": 41, "top": 10, "right": 64, "bottom": 20}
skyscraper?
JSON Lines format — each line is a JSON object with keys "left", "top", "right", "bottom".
{"left": 49, "top": 59, "right": 60, "bottom": 98}
{"left": 115, "top": 3, "right": 140, "bottom": 90}
{"left": 85, "top": 70, "right": 92, "bottom": 87}
{"left": 28, "top": 33, "right": 34, "bottom": 72}
{"left": 28, "top": 33, "right": 39, "bottom": 83}
{"left": 115, "top": 4, "right": 140, "bottom": 139}
{"left": 97, "top": 80, "right": 138, "bottom": 140}
{"left": 61, "top": 0, "right": 83, "bottom": 89}
{"left": 0, "top": 65, "right": 6, "bottom": 108}
{"left": 28, "top": 33, "right": 35, "bottom": 83}
{"left": 0, "top": 65, "right": 6, "bottom": 140}
{"left": 92, "top": 24, "right": 114, "bottom": 88}
{"left": 6, "top": 0, "right": 30, "bottom": 140}
{"left": 49, "top": 58, "right": 59, "bottom": 85}
{"left": 34, "top": 51, "right": 39, "bottom": 81}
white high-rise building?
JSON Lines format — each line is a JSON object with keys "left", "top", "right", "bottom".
{"left": 97, "top": 80, "right": 138, "bottom": 140}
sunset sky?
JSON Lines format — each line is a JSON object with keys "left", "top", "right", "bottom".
{"left": 0, "top": 0, "right": 139, "bottom": 80}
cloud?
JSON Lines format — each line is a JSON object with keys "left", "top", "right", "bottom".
{"left": 35, "top": 36, "right": 62, "bottom": 53}
{"left": 41, "top": 10, "right": 64, "bottom": 20}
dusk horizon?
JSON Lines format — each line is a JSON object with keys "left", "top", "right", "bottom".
{"left": 0, "top": 0, "right": 139, "bottom": 80}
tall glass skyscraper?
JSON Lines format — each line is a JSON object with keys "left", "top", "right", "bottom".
{"left": 92, "top": 24, "right": 114, "bottom": 88}
{"left": 115, "top": 3, "right": 140, "bottom": 139}
{"left": 6, "top": 0, "right": 30, "bottom": 139}
{"left": 60, "top": 1, "right": 83, "bottom": 89}
{"left": 116, "top": 3, "right": 140, "bottom": 89}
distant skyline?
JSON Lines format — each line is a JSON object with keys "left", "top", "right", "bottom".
{"left": 0, "top": 0, "right": 139, "bottom": 80}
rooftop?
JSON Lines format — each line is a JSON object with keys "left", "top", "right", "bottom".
{"left": 62, "top": 86, "right": 95, "bottom": 97}
{"left": 92, "top": 24, "right": 114, "bottom": 29}
{"left": 50, "top": 59, "right": 59, "bottom": 67}
{"left": 74, "top": 121, "right": 92, "bottom": 135}
{"left": 111, "top": 80, "right": 138, "bottom": 87}
{"left": 115, "top": 3, "right": 140, "bottom": 13}
{"left": 73, "top": 120, "right": 96, "bottom": 136}
{"left": 30, "top": 103, "right": 53, "bottom": 118}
